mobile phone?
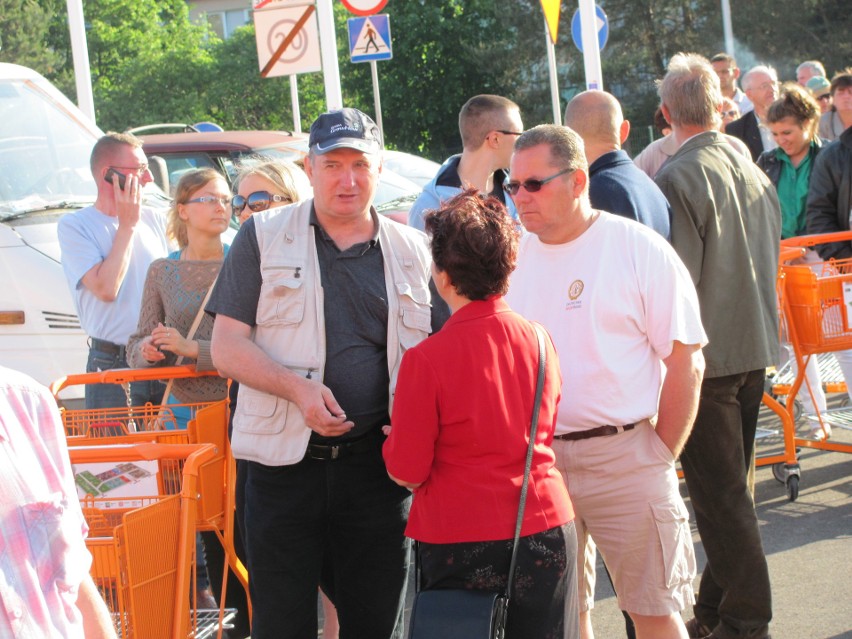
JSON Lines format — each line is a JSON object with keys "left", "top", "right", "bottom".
{"left": 104, "top": 168, "right": 127, "bottom": 189}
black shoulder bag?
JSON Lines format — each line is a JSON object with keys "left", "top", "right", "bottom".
{"left": 407, "top": 325, "right": 547, "bottom": 639}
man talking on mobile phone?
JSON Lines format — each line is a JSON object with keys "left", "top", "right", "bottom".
{"left": 58, "top": 132, "right": 169, "bottom": 409}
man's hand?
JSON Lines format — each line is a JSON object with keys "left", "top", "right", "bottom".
{"left": 657, "top": 340, "right": 705, "bottom": 458}
{"left": 112, "top": 172, "right": 142, "bottom": 231}
{"left": 291, "top": 376, "right": 354, "bottom": 437}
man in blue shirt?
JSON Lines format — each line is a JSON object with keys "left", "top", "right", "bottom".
{"left": 564, "top": 91, "right": 671, "bottom": 240}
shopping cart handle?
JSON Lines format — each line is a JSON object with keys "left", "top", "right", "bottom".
{"left": 51, "top": 365, "right": 219, "bottom": 397}
{"left": 780, "top": 231, "right": 852, "bottom": 248}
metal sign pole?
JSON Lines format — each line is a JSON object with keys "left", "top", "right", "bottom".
{"left": 370, "top": 61, "right": 384, "bottom": 141}
{"left": 316, "top": 0, "right": 343, "bottom": 110}
{"left": 544, "top": 18, "right": 562, "bottom": 125}
{"left": 289, "top": 75, "right": 301, "bottom": 133}
{"left": 721, "top": 0, "right": 734, "bottom": 56}
{"left": 578, "top": 0, "right": 604, "bottom": 90}
{"left": 65, "top": 0, "right": 96, "bottom": 124}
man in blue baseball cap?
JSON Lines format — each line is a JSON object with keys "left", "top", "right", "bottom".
{"left": 208, "top": 107, "right": 442, "bottom": 638}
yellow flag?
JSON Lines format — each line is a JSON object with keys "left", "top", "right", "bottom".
{"left": 541, "top": 0, "right": 561, "bottom": 44}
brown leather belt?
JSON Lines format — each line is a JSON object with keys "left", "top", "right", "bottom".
{"left": 553, "top": 423, "right": 636, "bottom": 442}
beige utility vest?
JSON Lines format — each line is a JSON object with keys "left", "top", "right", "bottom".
{"left": 231, "top": 199, "right": 433, "bottom": 466}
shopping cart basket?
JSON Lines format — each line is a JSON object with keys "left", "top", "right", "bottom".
{"left": 69, "top": 442, "right": 220, "bottom": 639}
{"left": 758, "top": 232, "right": 852, "bottom": 500}
{"left": 55, "top": 366, "right": 250, "bottom": 638}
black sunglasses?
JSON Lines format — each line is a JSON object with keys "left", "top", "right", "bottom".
{"left": 503, "top": 167, "right": 575, "bottom": 196}
{"left": 232, "top": 191, "right": 292, "bottom": 214}
{"left": 496, "top": 129, "right": 524, "bottom": 136}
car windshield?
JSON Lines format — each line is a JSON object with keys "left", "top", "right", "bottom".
{"left": 0, "top": 78, "right": 97, "bottom": 219}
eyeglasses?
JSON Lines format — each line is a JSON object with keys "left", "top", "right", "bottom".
{"left": 186, "top": 195, "right": 231, "bottom": 207}
{"left": 496, "top": 130, "right": 523, "bottom": 136}
{"left": 503, "top": 167, "right": 575, "bottom": 196}
{"left": 232, "top": 191, "right": 292, "bottom": 214}
{"left": 723, "top": 109, "right": 738, "bottom": 118}
{"left": 817, "top": 94, "right": 831, "bottom": 102}
{"left": 110, "top": 164, "right": 149, "bottom": 176}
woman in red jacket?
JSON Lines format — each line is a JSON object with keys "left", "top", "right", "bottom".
{"left": 383, "top": 189, "right": 578, "bottom": 638}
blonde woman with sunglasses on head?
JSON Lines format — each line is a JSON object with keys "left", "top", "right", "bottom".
{"left": 231, "top": 158, "right": 312, "bottom": 224}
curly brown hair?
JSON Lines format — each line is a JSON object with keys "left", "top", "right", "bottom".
{"left": 424, "top": 189, "right": 519, "bottom": 301}
{"left": 766, "top": 83, "right": 820, "bottom": 141}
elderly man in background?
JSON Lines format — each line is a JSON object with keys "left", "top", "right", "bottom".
{"left": 726, "top": 65, "right": 780, "bottom": 160}
{"left": 797, "top": 60, "right": 827, "bottom": 86}
{"left": 655, "top": 52, "right": 780, "bottom": 639}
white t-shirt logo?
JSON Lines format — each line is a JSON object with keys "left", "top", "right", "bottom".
{"left": 568, "top": 280, "right": 584, "bottom": 300}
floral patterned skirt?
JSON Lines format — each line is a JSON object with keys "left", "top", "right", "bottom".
{"left": 417, "top": 521, "right": 579, "bottom": 639}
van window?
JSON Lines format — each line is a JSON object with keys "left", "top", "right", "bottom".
{"left": 0, "top": 80, "right": 96, "bottom": 216}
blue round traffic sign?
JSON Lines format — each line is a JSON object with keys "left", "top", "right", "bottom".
{"left": 571, "top": 5, "right": 609, "bottom": 53}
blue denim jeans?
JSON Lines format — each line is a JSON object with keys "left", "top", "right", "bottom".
{"left": 680, "top": 370, "right": 772, "bottom": 639}
{"left": 84, "top": 344, "right": 164, "bottom": 410}
{"left": 243, "top": 435, "right": 410, "bottom": 639}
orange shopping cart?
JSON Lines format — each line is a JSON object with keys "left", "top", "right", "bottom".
{"left": 54, "top": 366, "right": 250, "bottom": 639}
{"left": 757, "top": 231, "right": 852, "bottom": 501}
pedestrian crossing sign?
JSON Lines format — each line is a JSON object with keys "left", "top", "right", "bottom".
{"left": 348, "top": 14, "right": 392, "bottom": 63}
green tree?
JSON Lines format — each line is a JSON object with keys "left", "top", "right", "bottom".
{"left": 0, "top": 0, "right": 63, "bottom": 73}
{"left": 338, "top": 0, "right": 551, "bottom": 159}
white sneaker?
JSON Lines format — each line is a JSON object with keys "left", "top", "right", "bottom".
{"left": 807, "top": 422, "right": 832, "bottom": 440}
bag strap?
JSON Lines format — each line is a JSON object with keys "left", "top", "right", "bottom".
{"left": 505, "top": 323, "right": 546, "bottom": 600}
{"left": 160, "top": 277, "right": 217, "bottom": 401}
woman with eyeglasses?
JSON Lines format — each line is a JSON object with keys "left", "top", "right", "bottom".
{"left": 126, "top": 167, "right": 232, "bottom": 612}
{"left": 128, "top": 167, "right": 231, "bottom": 415}
{"left": 231, "top": 158, "right": 312, "bottom": 224}
{"left": 720, "top": 96, "right": 741, "bottom": 128}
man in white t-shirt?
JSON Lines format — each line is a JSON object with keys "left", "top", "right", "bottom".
{"left": 504, "top": 124, "right": 707, "bottom": 639}
{"left": 58, "top": 132, "right": 169, "bottom": 409}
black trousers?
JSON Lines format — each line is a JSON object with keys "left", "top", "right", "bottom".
{"left": 680, "top": 370, "right": 772, "bottom": 639}
{"left": 243, "top": 439, "right": 411, "bottom": 639}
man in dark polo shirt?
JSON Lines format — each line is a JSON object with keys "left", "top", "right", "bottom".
{"left": 564, "top": 90, "right": 671, "bottom": 240}
{"left": 208, "top": 108, "right": 441, "bottom": 638}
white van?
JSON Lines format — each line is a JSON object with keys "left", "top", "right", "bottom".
{"left": 0, "top": 63, "right": 106, "bottom": 405}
